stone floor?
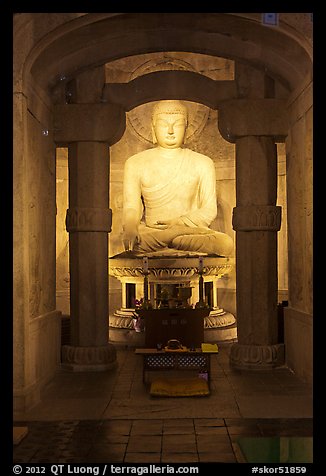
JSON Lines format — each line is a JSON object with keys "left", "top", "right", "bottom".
{"left": 13, "top": 343, "right": 313, "bottom": 464}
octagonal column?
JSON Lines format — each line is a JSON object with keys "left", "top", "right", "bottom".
{"left": 54, "top": 67, "right": 125, "bottom": 371}
{"left": 63, "top": 141, "right": 115, "bottom": 370}
{"left": 231, "top": 136, "right": 284, "bottom": 368}
{"left": 218, "top": 97, "right": 288, "bottom": 369}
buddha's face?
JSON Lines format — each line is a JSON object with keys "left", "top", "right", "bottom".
{"left": 152, "top": 113, "right": 187, "bottom": 149}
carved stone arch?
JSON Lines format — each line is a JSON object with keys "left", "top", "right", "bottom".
{"left": 13, "top": 13, "right": 313, "bottom": 409}
{"left": 24, "top": 13, "right": 311, "bottom": 97}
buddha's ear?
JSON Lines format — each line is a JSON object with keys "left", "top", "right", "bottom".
{"left": 151, "top": 124, "right": 157, "bottom": 144}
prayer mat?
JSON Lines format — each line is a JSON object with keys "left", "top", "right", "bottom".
{"left": 150, "top": 376, "right": 209, "bottom": 397}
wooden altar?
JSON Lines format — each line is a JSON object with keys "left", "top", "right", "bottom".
{"left": 136, "top": 308, "right": 210, "bottom": 348}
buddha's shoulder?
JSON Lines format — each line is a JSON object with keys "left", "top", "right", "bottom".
{"left": 183, "top": 148, "right": 214, "bottom": 165}
{"left": 125, "top": 148, "right": 155, "bottom": 165}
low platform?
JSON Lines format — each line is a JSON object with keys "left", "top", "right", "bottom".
{"left": 109, "top": 251, "right": 237, "bottom": 346}
{"left": 109, "top": 319, "right": 237, "bottom": 347}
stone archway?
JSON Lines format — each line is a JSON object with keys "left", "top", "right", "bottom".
{"left": 14, "top": 12, "right": 312, "bottom": 411}
{"left": 26, "top": 13, "right": 311, "bottom": 93}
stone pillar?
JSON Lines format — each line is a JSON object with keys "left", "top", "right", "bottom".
{"left": 150, "top": 283, "right": 156, "bottom": 308}
{"left": 213, "top": 277, "right": 219, "bottom": 308}
{"left": 218, "top": 94, "right": 288, "bottom": 369}
{"left": 121, "top": 282, "right": 127, "bottom": 309}
{"left": 54, "top": 67, "right": 125, "bottom": 371}
{"left": 63, "top": 141, "right": 115, "bottom": 369}
{"left": 231, "top": 137, "right": 284, "bottom": 368}
{"left": 135, "top": 283, "right": 144, "bottom": 302}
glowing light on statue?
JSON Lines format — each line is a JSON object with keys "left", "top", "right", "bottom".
{"left": 121, "top": 100, "right": 233, "bottom": 257}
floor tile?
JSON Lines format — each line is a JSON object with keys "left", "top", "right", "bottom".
{"left": 163, "top": 424, "right": 195, "bottom": 434}
{"left": 194, "top": 418, "right": 225, "bottom": 427}
{"left": 127, "top": 435, "right": 162, "bottom": 453}
{"left": 87, "top": 443, "right": 126, "bottom": 462}
{"left": 161, "top": 452, "right": 199, "bottom": 463}
{"left": 93, "top": 434, "right": 129, "bottom": 444}
{"left": 131, "top": 419, "right": 163, "bottom": 435}
{"left": 198, "top": 452, "right": 236, "bottom": 463}
{"left": 197, "top": 441, "right": 234, "bottom": 453}
{"left": 99, "top": 419, "right": 132, "bottom": 434}
{"left": 162, "top": 434, "right": 196, "bottom": 453}
{"left": 124, "top": 452, "right": 161, "bottom": 463}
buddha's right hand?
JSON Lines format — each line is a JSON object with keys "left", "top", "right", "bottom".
{"left": 122, "top": 227, "right": 140, "bottom": 251}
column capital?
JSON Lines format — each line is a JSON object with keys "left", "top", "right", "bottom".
{"left": 218, "top": 98, "right": 288, "bottom": 143}
{"left": 54, "top": 103, "right": 126, "bottom": 145}
{"left": 232, "top": 205, "right": 281, "bottom": 232}
{"left": 66, "top": 207, "right": 112, "bottom": 233}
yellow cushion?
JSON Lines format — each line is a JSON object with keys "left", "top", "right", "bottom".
{"left": 150, "top": 377, "right": 209, "bottom": 397}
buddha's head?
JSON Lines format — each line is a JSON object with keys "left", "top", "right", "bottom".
{"left": 151, "top": 100, "right": 188, "bottom": 149}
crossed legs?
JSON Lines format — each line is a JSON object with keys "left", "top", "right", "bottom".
{"left": 133, "top": 225, "right": 233, "bottom": 256}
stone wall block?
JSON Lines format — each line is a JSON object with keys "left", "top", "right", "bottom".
{"left": 103, "top": 71, "right": 237, "bottom": 110}
{"left": 218, "top": 99, "right": 288, "bottom": 142}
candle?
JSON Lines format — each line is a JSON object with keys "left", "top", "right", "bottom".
{"left": 199, "top": 274, "right": 204, "bottom": 302}
{"left": 198, "top": 256, "right": 203, "bottom": 273}
{"left": 144, "top": 274, "right": 149, "bottom": 301}
{"left": 143, "top": 256, "right": 149, "bottom": 273}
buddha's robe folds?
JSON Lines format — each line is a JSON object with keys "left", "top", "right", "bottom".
{"left": 122, "top": 147, "right": 233, "bottom": 256}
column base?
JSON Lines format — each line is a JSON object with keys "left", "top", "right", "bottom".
{"left": 61, "top": 344, "right": 117, "bottom": 371}
{"left": 230, "top": 343, "right": 285, "bottom": 370}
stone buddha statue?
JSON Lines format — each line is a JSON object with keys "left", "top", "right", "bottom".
{"left": 122, "top": 100, "right": 233, "bottom": 257}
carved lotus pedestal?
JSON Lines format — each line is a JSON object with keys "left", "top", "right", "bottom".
{"left": 108, "top": 252, "right": 237, "bottom": 346}
{"left": 61, "top": 344, "right": 117, "bottom": 371}
{"left": 230, "top": 343, "right": 285, "bottom": 370}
